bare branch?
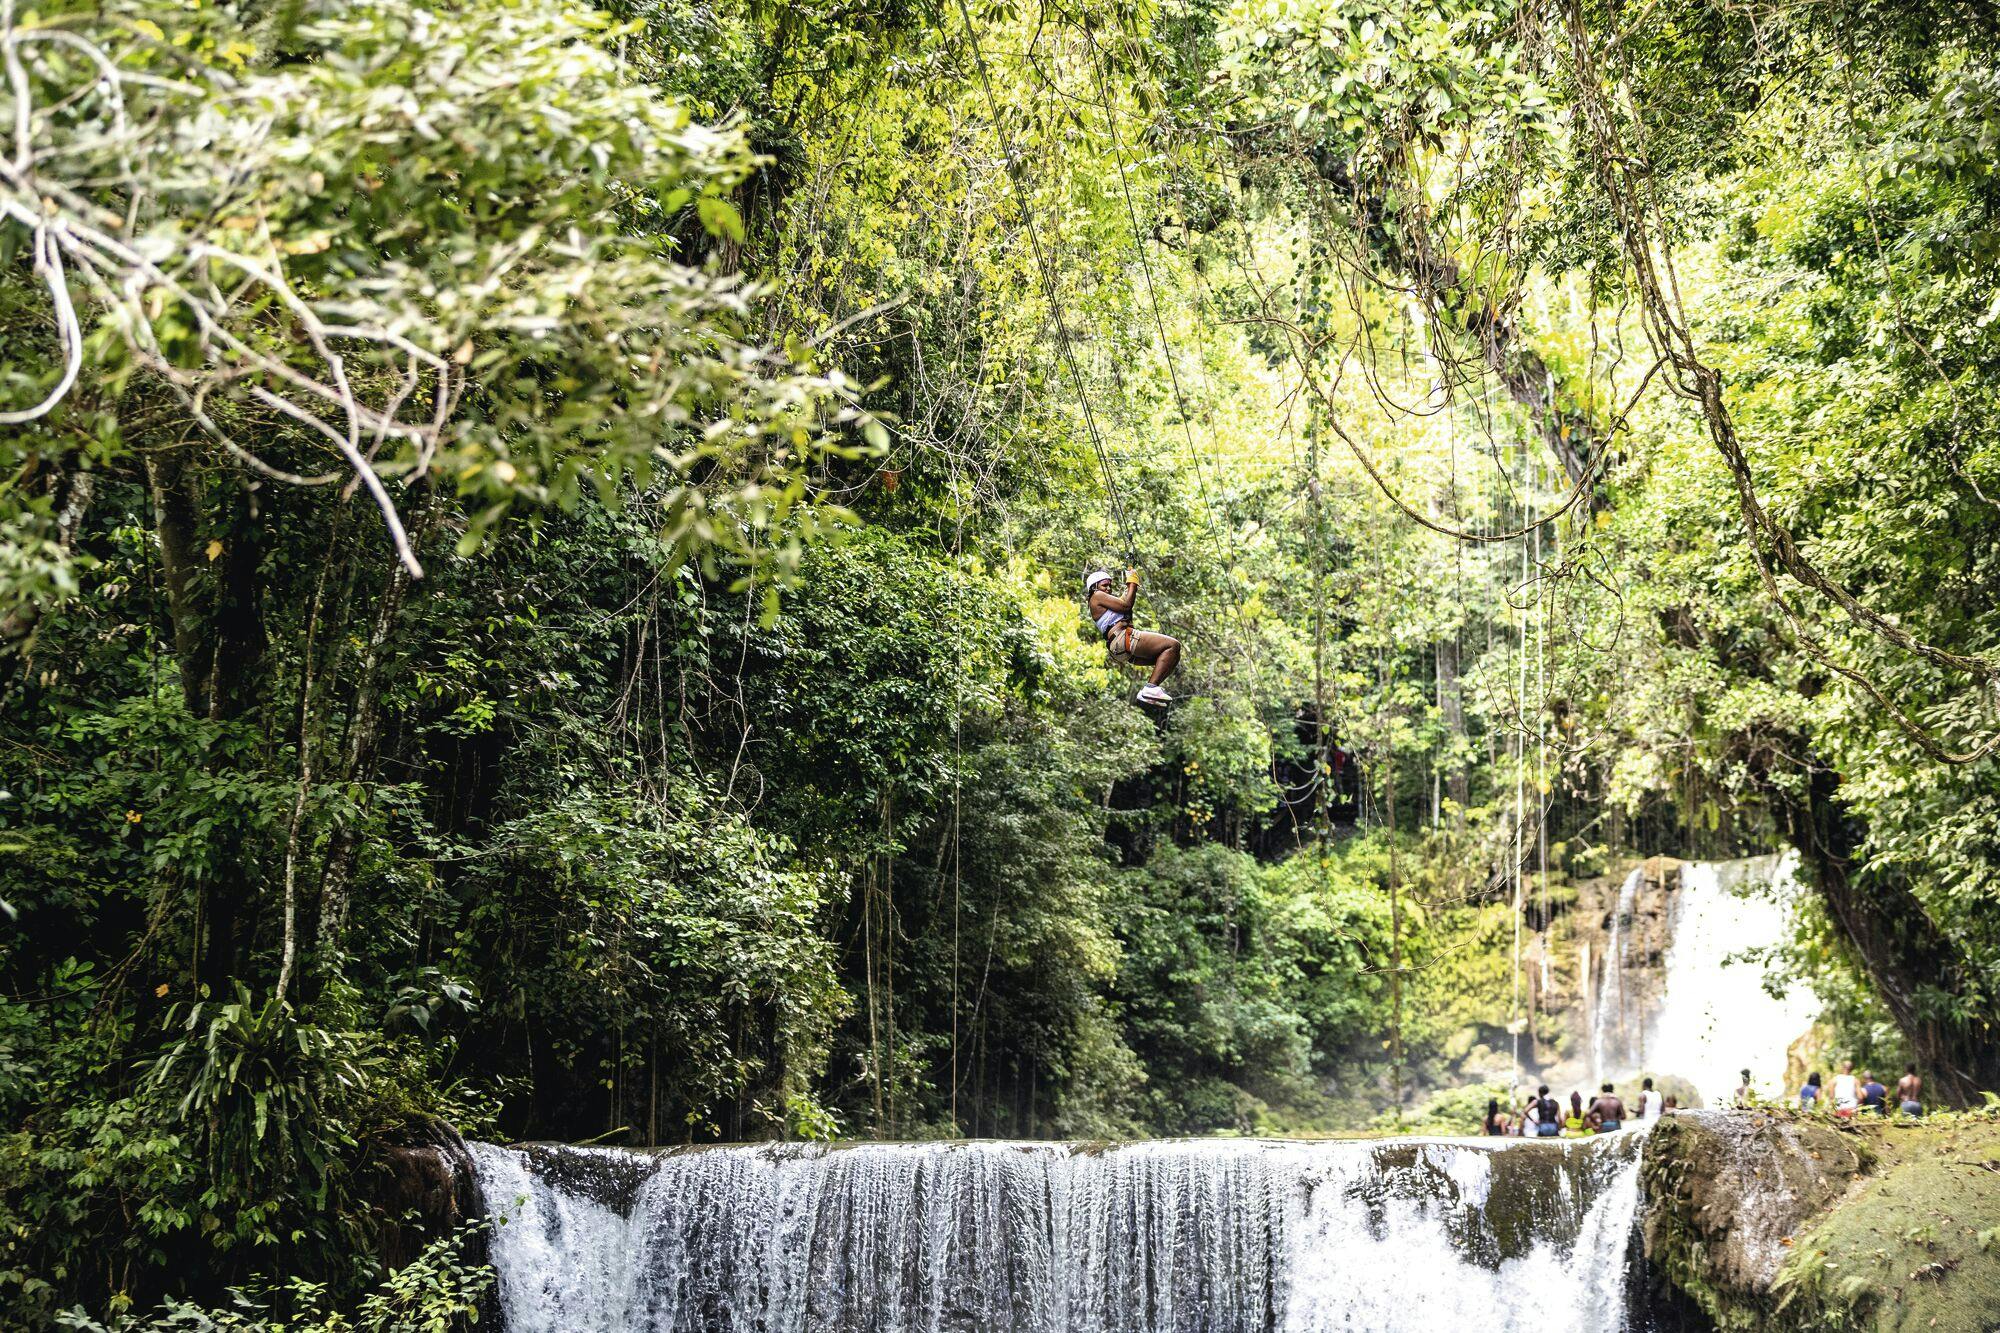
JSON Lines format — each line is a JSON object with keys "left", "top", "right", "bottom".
{"left": 0, "top": 6, "right": 440, "bottom": 573}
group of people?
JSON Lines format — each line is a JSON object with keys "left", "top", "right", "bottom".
{"left": 1798, "top": 1061, "right": 1922, "bottom": 1119}
{"left": 1480, "top": 1060, "right": 1925, "bottom": 1135}
{"left": 1484, "top": 1077, "right": 1673, "bottom": 1137}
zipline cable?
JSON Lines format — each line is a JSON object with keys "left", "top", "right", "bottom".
{"left": 1085, "top": 36, "right": 1225, "bottom": 551}
{"left": 930, "top": 0, "right": 1137, "bottom": 565}
{"left": 1082, "top": 33, "right": 1280, "bottom": 669}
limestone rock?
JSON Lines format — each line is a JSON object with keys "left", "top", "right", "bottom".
{"left": 1641, "top": 1110, "right": 1864, "bottom": 1325}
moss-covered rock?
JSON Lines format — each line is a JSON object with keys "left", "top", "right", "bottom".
{"left": 1773, "top": 1115, "right": 2000, "bottom": 1331}
{"left": 1643, "top": 1108, "right": 2000, "bottom": 1331}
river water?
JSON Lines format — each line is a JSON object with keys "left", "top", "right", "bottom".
{"left": 469, "top": 1132, "right": 1651, "bottom": 1332}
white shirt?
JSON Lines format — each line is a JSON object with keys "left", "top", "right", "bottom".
{"left": 1641, "top": 1089, "right": 1663, "bottom": 1120}
{"left": 1831, "top": 1073, "right": 1860, "bottom": 1110}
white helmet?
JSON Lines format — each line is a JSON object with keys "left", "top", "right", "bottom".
{"left": 1084, "top": 569, "right": 1114, "bottom": 594}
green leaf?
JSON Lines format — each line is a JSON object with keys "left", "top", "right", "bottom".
{"left": 697, "top": 194, "right": 745, "bottom": 243}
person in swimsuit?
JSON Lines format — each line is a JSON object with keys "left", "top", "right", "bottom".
{"left": 1588, "top": 1083, "right": 1625, "bottom": 1132}
{"left": 1532, "top": 1084, "right": 1562, "bottom": 1137}
{"left": 1897, "top": 1065, "right": 1922, "bottom": 1118}
{"left": 1084, "top": 569, "right": 1181, "bottom": 707}
{"left": 1564, "top": 1090, "right": 1589, "bottom": 1136}
{"left": 1484, "top": 1098, "right": 1511, "bottom": 1136}
{"left": 1800, "top": 1071, "right": 1822, "bottom": 1112}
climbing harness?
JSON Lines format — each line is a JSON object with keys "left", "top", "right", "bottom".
{"left": 1084, "top": 569, "right": 1173, "bottom": 707}
{"left": 1085, "top": 571, "right": 1135, "bottom": 657}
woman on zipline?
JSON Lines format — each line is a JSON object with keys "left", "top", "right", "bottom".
{"left": 1085, "top": 569, "right": 1180, "bottom": 706}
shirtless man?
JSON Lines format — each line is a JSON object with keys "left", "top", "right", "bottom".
{"left": 1897, "top": 1064, "right": 1923, "bottom": 1118}
{"left": 1588, "top": 1082, "right": 1626, "bottom": 1133}
{"left": 1084, "top": 569, "right": 1181, "bottom": 707}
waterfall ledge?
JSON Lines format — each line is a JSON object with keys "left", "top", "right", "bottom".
{"left": 469, "top": 1134, "right": 1650, "bottom": 1332}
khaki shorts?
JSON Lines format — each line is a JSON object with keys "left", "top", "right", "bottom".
{"left": 1106, "top": 624, "right": 1136, "bottom": 666}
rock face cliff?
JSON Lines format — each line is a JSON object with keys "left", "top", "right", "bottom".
{"left": 1517, "top": 858, "right": 1684, "bottom": 1099}
{"left": 1641, "top": 1109, "right": 2000, "bottom": 1332}
{"left": 371, "top": 1118, "right": 489, "bottom": 1270}
{"left": 1642, "top": 1110, "right": 1867, "bottom": 1324}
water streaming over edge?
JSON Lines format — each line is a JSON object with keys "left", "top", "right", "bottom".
{"left": 1589, "top": 867, "right": 1646, "bottom": 1080}
{"left": 469, "top": 1132, "right": 1650, "bottom": 1333}
{"left": 1647, "top": 852, "right": 1818, "bottom": 1105}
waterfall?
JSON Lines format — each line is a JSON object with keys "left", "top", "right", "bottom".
{"left": 1648, "top": 852, "right": 1817, "bottom": 1106}
{"left": 469, "top": 1133, "right": 1650, "bottom": 1333}
{"left": 1589, "top": 867, "right": 1643, "bottom": 1080}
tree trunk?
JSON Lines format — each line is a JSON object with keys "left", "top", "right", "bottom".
{"left": 314, "top": 546, "right": 421, "bottom": 966}
{"left": 145, "top": 448, "right": 208, "bottom": 716}
{"left": 1784, "top": 765, "right": 2000, "bottom": 1105}
{"left": 145, "top": 446, "right": 271, "bottom": 989}
{"left": 206, "top": 486, "right": 268, "bottom": 720}
{"left": 312, "top": 485, "right": 441, "bottom": 976}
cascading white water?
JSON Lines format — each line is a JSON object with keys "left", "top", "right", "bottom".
{"left": 1648, "top": 852, "right": 1818, "bottom": 1106}
{"left": 1589, "top": 867, "right": 1644, "bottom": 1080}
{"left": 469, "top": 1133, "right": 1649, "bottom": 1333}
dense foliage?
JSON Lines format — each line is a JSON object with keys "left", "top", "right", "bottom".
{"left": 2, "top": 0, "right": 1994, "bottom": 1320}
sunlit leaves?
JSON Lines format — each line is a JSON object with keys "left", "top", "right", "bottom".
{"left": 1217, "top": 0, "right": 1551, "bottom": 149}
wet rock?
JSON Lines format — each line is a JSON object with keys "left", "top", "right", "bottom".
{"left": 510, "top": 1139, "right": 658, "bottom": 1212}
{"left": 1640, "top": 1110, "right": 1864, "bottom": 1326}
{"left": 371, "top": 1117, "right": 488, "bottom": 1271}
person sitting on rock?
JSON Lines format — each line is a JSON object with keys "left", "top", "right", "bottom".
{"left": 1587, "top": 1083, "right": 1625, "bottom": 1132}
{"left": 1896, "top": 1064, "right": 1923, "bottom": 1119}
